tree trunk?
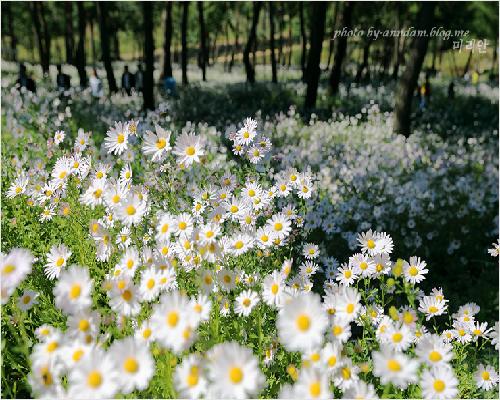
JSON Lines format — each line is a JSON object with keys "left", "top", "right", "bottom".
{"left": 143, "top": 2, "right": 155, "bottom": 110}
{"left": 326, "top": 2, "right": 339, "bottom": 70}
{"left": 278, "top": 3, "right": 284, "bottom": 65}
{"left": 229, "top": 11, "right": 239, "bottom": 73}
{"left": 243, "top": 2, "right": 262, "bottom": 84}
{"left": 97, "top": 2, "right": 118, "bottom": 92}
{"left": 304, "top": 2, "right": 327, "bottom": 109}
{"left": 329, "top": 1, "right": 353, "bottom": 94}
{"left": 163, "top": 2, "right": 173, "bottom": 78}
{"left": 197, "top": 2, "right": 207, "bottom": 81}
{"left": 490, "top": 38, "right": 498, "bottom": 80}
{"left": 299, "top": 2, "right": 307, "bottom": 81}
{"left": 5, "top": 2, "right": 17, "bottom": 61}
{"left": 112, "top": 30, "right": 121, "bottom": 61}
{"left": 287, "top": 6, "right": 293, "bottom": 67}
{"left": 64, "top": 2, "right": 74, "bottom": 64}
{"left": 393, "top": 2, "right": 436, "bottom": 136}
{"left": 355, "top": 40, "right": 371, "bottom": 83}
{"left": 75, "top": 2, "right": 87, "bottom": 87}
{"left": 90, "top": 17, "right": 97, "bottom": 67}
{"left": 462, "top": 50, "right": 473, "bottom": 77}
{"left": 269, "top": 2, "right": 277, "bottom": 83}
{"left": 181, "top": 2, "right": 189, "bottom": 85}
{"left": 31, "top": 1, "right": 50, "bottom": 74}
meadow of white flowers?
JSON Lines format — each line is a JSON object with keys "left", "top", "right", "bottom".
{"left": 1, "top": 80, "right": 499, "bottom": 399}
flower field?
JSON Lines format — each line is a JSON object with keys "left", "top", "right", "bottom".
{"left": 1, "top": 77, "right": 499, "bottom": 399}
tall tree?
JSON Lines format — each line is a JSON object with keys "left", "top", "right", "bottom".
{"left": 143, "top": 2, "right": 155, "bottom": 110}
{"left": 243, "top": 2, "right": 262, "bottom": 83}
{"left": 31, "top": 1, "right": 51, "bottom": 74}
{"left": 326, "top": 3, "right": 339, "bottom": 70}
{"left": 75, "top": 2, "right": 87, "bottom": 87}
{"left": 229, "top": 6, "right": 240, "bottom": 72}
{"left": 163, "top": 2, "right": 173, "bottom": 78}
{"left": 269, "top": 2, "right": 277, "bottom": 83}
{"left": 97, "top": 2, "right": 118, "bottom": 92}
{"left": 329, "top": 1, "right": 353, "bottom": 94}
{"left": 391, "top": 2, "right": 403, "bottom": 80}
{"left": 89, "top": 15, "right": 97, "bottom": 66}
{"left": 181, "top": 2, "right": 189, "bottom": 85}
{"left": 64, "top": 2, "right": 74, "bottom": 65}
{"left": 393, "top": 3, "right": 436, "bottom": 136}
{"left": 5, "top": 2, "right": 17, "bottom": 61}
{"left": 198, "top": 2, "right": 208, "bottom": 81}
{"left": 299, "top": 2, "right": 307, "bottom": 80}
{"left": 355, "top": 39, "right": 371, "bottom": 83}
{"left": 304, "top": 2, "right": 327, "bottom": 109}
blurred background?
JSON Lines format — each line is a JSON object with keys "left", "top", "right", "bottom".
{"left": 1, "top": 2, "right": 498, "bottom": 112}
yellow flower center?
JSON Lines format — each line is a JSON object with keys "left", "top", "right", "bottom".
{"left": 428, "top": 306, "right": 438, "bottom": 314}
{"left": 342, "top": 367, "right": 351, "bottom": 379}
{"left": 392, "top": 333, "right": 403, "bottom": 343}
{"left": 187, "top": 368, "right": 199, "bottom": 387}
{"left": 296, "top": 314, "right": 311, "bottom": 331}
{"left": 408, "top": 266, "right": 418, "bottom": 276}
{"left": 333, "top": 325, "right": 343, "bottom": 336}
{"left": 403, "top": 312, "right": 414, "bottom": 324}
{"left": 46, "top": 341, "right": 58, "bottom": 352}
{"left": 167, "top": 311, "right": 179, "bottom": 327}
{"left": 69, "top": 284, "right": 81, "bottom": 300}
{"left": 122, "top": 290, "right": 132, "bottom": 301}
{"left": 367, "top": 239, "right": 376, "bottom": 249}
{"left": 3, "top": 264, "right": 15, "bottom": 274}
{"left": 433, "top": 379, "right": 445, "bottom": 392}
{"left": 271, "top": 283, "right": 279, "bottom": 295}
{"left": 229, "top": 366, "right": 243, "bottom": 384}
{"left": 234, "top": 241, "right": 244, "bottom": 250}
{"left": 124, "top": 357, "right": 139, "bottom": 373}
{"left": 482, "top": 371, "right": 490, "bottom": 381}
{"left": 126, "top": 205, "right": 136, "bottom": 216}
{"left": 274, "top": 222, "right": 283, "bottom": 231}
{"left": 87, "top": 370, "right": 102, "bottom": 388}
{"left": 328, "top": 356, "right": 337, "bottom": 367}
{"left": 147, "top": 279, "right": 155, "bottom": 289}
{"left": 185, "top": 146, "right": 196, "bottom": 156}
{"left": 242, "top": 298, "right": 251, "bottom": 307}
{"left": 41, "top": 367, "right": 53, "bottom": 386}
{"left": 79, "top": 319, "right": 90, "bottom": 331}
{"left": 142, "top": 328, "right": 152, "bottom": 339}
{"left": 346, "top": 304, "right": 355, "bottom": 314}
{"left": 309, "top": 382, "right": 321, "bottom": 397}
{"left": 117, "top": 133, "right": 125, "bottom": 144}
{"left": 387, "top": 359, "right": 401, "bottom": 372}
{"left": 345, "top": 270, "right": 352, "bottom": 279}
{"left": 429, "top": 351, "right": 442, "bottom": 362}
{"left": 156, "top": 138, "right": 167, "bottom": 149}
{"left": 22, "top": 295, "right": 31, "bottom": 304}
{"left": 73, "top": 349, "right": 84, "bottom": 361}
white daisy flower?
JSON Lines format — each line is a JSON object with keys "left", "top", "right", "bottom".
{"left": 44, "top": 244, "right": 72, "bottom": 280}
{"left": 207, "top": 341, "right": 264, "bottom": 399}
